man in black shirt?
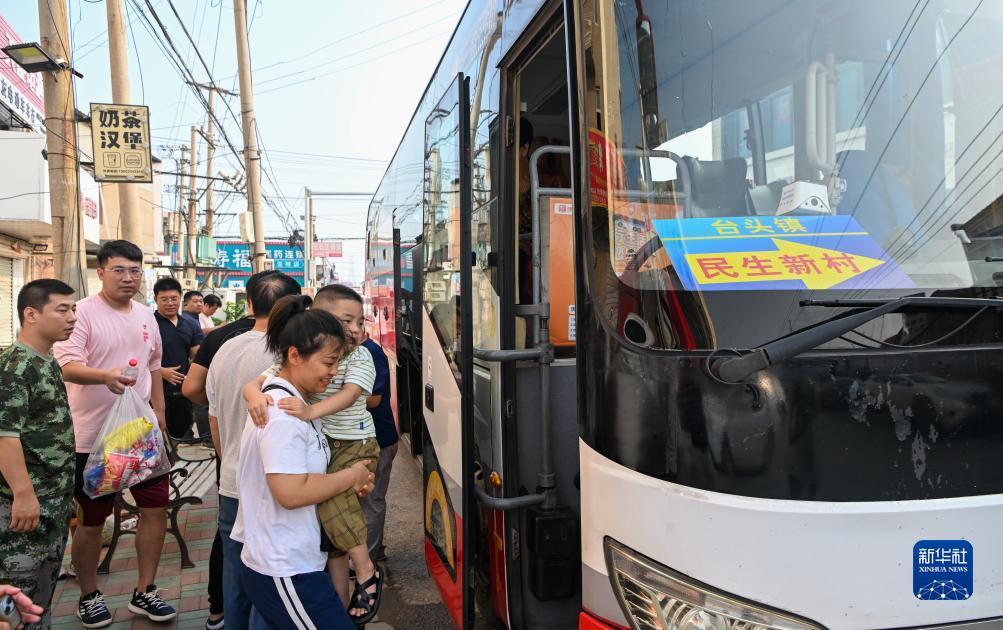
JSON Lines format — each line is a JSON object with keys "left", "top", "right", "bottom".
{"left": 183, "top": 272, "right": 287, "bottom": 407}
{"left": 181, "top": 291, "right": 206, "bottom": 344}
{"left": 179, "top": 271, "right": 281, "bottom": 630}
{"left": 153, "top": 278, "right": 201, "bottom": 439}
{"left": 179, "top": 316, "right": 253, "bottom": 630}
{"left": 191, "top": 315, "right": 255, "bottom": 372}
{"left": 182, "top": 315, "right": 255, "bottom": 407}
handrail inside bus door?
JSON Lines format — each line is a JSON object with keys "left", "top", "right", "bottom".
{"left": 467, "top": 146, "right": 572, "bottom": 513}
{"left": 614, "top": 147, "right": 691, "bottom": 216}
{"left": 472, "top": 144, "right": 690, "bottom": 511}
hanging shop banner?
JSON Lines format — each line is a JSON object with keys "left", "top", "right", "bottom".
{"left": 313, "top": 241, "right": 343, "bottom": 257}
{"left": 90, "top": 102, "right": 153, "bottom": 183}
{"left": 652, "top": 215, "right": 915, "bottom": 292}
{"left": 0, "top": 15, "right": 46, "bottom": 131}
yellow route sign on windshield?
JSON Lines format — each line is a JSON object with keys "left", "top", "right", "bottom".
{"left": 684, "top": 239, "right": 885, "bottom": 290}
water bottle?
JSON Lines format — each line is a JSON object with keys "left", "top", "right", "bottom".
{"left": 122, "top": 358, "right": 139, "bottom": 382}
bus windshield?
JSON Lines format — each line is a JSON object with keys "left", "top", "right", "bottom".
{"left": 589, "top": 0, "right": 1003, "bottom": 350}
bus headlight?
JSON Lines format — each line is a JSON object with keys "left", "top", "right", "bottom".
{"left": 604, "top": 538, "right": 823, "bottom": 630}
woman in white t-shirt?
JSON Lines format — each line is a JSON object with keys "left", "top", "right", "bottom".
{"left": 231, "top": 294, "right": 373, "bottom": 629}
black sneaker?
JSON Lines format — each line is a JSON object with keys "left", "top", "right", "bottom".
{"left": 205, "top": 615, "right": 225, "bottom": 630}
{"left": 77, "top": 590, "right": 113, "bottom": 629}
{"left": 128, "top": 584, "right": 178, "bottom": 622}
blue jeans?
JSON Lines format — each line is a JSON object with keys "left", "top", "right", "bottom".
{"left": 218, "top": 495, "right": 253, "bottom": 630}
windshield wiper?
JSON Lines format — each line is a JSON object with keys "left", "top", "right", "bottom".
{"left": 711, "top": 296, "right": 1003, "bottom": 383}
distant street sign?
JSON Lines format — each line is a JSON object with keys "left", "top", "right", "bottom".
{"left": 313, "top": 241, "right": 343, "bottom": 257}
{"left": 209, "top": 240, "right": 305, "bottom": 289}
{"left": 90, "top": 103, "right": 153, "bottom": 183}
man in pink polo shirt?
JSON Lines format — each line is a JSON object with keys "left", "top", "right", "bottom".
{"left": 54, "top": 241, "right": 177, "bottom": 628}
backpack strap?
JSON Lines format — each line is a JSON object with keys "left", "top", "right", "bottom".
{"left": 262, "top": 382, "right": 297, "bottom": 398}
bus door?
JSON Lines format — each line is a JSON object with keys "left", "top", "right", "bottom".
{"left": 393, "top": 228, "right": 425, "bottom": 457}
{"left": 464, "top": 17, "right": 583, "bottom": 630}
{"left": 422, "top": 74, "right": 479, "bottom": 628}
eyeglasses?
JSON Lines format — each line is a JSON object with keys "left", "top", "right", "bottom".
{"left": 106, "top": 266, "right": 143, "bottom": 278}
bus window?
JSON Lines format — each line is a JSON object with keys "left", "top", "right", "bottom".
{"left": 515, "top": 30, "right": 576, "bottom": 352}
{"left": 586, "top": 0, "right": 1003, "bottom": 352}
{"left": 424, "top": 97, "right": 463, "bottom": 378}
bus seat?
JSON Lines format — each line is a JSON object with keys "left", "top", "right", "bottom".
{"left": 681, "top": 156, "right": 752, "bottom": 217}
{"left": 836, "top": 150, "right": 917, "bottom": 246}
{"left": 749, "top": 180, "right": 786, "bottom": 215}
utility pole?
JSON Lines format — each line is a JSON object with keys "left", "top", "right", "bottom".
{"left": 302, "top": 191, "right": 374, "bottom": 289}
{"left": 186, "top": 81, "right": 236, "bottom": 241}
{"left": 204, "top": 89, "right": 216, "bottom": 238}
{"left": 186, "top": 127, "right": 199, "bottom": 281}
{"left": 37, "top": 0, "right": 87, "bottom": 296}
{"left": 232, "top": 0, "right": 265, "bottom": 272}
{"left": 304, "top": 188, "right": 313, "bottom": 289}
{"left": 176, "top": 145, "right": 188, "bottom": 271}
{"left": 202, "top": 92, "right": 215, "bottom": 289}
{"left": 106, "top": 0, "right": 142, "bottom": 247}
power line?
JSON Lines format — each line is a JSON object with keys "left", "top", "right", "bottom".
{"left": 123, "top": 0, "right": 146, "bottom": 103}
{"left": 146, "top": 139, "right": 390, "bottom": 166}
{"left": 210, "top": 0, "right": 224, "bottom": 73}
{"left": 126, "top": 0, "right": 295, "bottom": 244}
{"left": 257, "top": 27, "right": 455, "bottom": 96}
{"left": 92, "top": 0, "right": 404, "bottom": 243}
{"left": 153, "top": 0, "right": 245, "bottom": 160}
{"left": 129, "top": 0, "right": 256, "bottom": 215}
{"left": 215, "top": 0, "right": 448, "bottom": 81}
{"left": 74, "top": 0, "right": 163, "bottom": 61}
{"left": 158, "top": 0, "right": 300, "bottom": 236}
{"left": 253, "top": 14, "right": 453, "bottom": 88}
{"left": 268, "top": 149, "right": 388, "bottom": 163}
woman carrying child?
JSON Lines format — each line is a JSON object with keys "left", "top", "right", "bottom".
{"left": 245, "top": 285, "right": 384, "bottom": 623}
{"left": 230, "top": 295, "right": 374, "bottom": 629}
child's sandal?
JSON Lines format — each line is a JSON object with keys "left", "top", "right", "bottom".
{"left": 348, "top": 568, "right": 383, "bottom": 625}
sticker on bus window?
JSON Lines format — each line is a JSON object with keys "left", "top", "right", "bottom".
{"left": 610, "top": 202, "right": 681, "bottom": 276}
{"left": 612, "top": 213, "right": 650, "bottom": 274}
{"left": 651, "top": 215, "right": 915, "bottom": 291}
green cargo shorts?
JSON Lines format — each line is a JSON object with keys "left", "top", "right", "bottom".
{"left": 318, "top": 438, "right": 379, "bottom": 557}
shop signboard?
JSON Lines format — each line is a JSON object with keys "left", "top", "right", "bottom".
{"left": 313, "top": 241, "right": 343, "bottom": 257}
{"left": 78, "top": 168, "right": 101, "bottom": 244}
{"left": 212, "top": 240, "right": 305, "bottom": 289}
{"left": 90, "top": 102, "right": 153, "bottom": 183}
{"left": 0, "top": 15, "right": 45, "bottom": 131}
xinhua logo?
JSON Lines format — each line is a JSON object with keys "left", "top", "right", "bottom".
{"left": 913, "top": 540, "right": 973, "bottom": 600}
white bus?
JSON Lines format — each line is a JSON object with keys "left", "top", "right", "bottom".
{"left": 364, "top": 1, "right": 1003, "bottom": 627}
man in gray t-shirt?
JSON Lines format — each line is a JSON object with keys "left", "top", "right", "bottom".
{"left": 206, "top": 330, "right": 273, "bottom": 505}
{"left": 203, "top": 272, "right": 300, "bottom": 630}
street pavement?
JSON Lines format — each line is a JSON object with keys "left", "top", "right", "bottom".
{"left": 366, "top": 442, "right": 454, "bottom": 629}
{"left": 48, "top": 441, "right": 451, "bottom": 629}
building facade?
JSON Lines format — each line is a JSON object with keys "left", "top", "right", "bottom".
{"left": 0, "top": 13, "right": 164, "bottom": 345}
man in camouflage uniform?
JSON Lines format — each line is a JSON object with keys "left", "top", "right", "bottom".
{"left": 0, "top": 280, "right": 78, "bottom": 629}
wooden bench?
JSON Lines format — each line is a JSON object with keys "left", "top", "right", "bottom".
{"left": 97, "top": 443, "right": 217, "bottom": 574}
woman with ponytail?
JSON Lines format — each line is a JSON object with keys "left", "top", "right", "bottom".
{"left": 230, "top": 295, "right": 373, "bottom": 629}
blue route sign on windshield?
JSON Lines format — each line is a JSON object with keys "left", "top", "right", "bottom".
{"left": 652, "top": 215, "right": 915, "bottom": 292}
